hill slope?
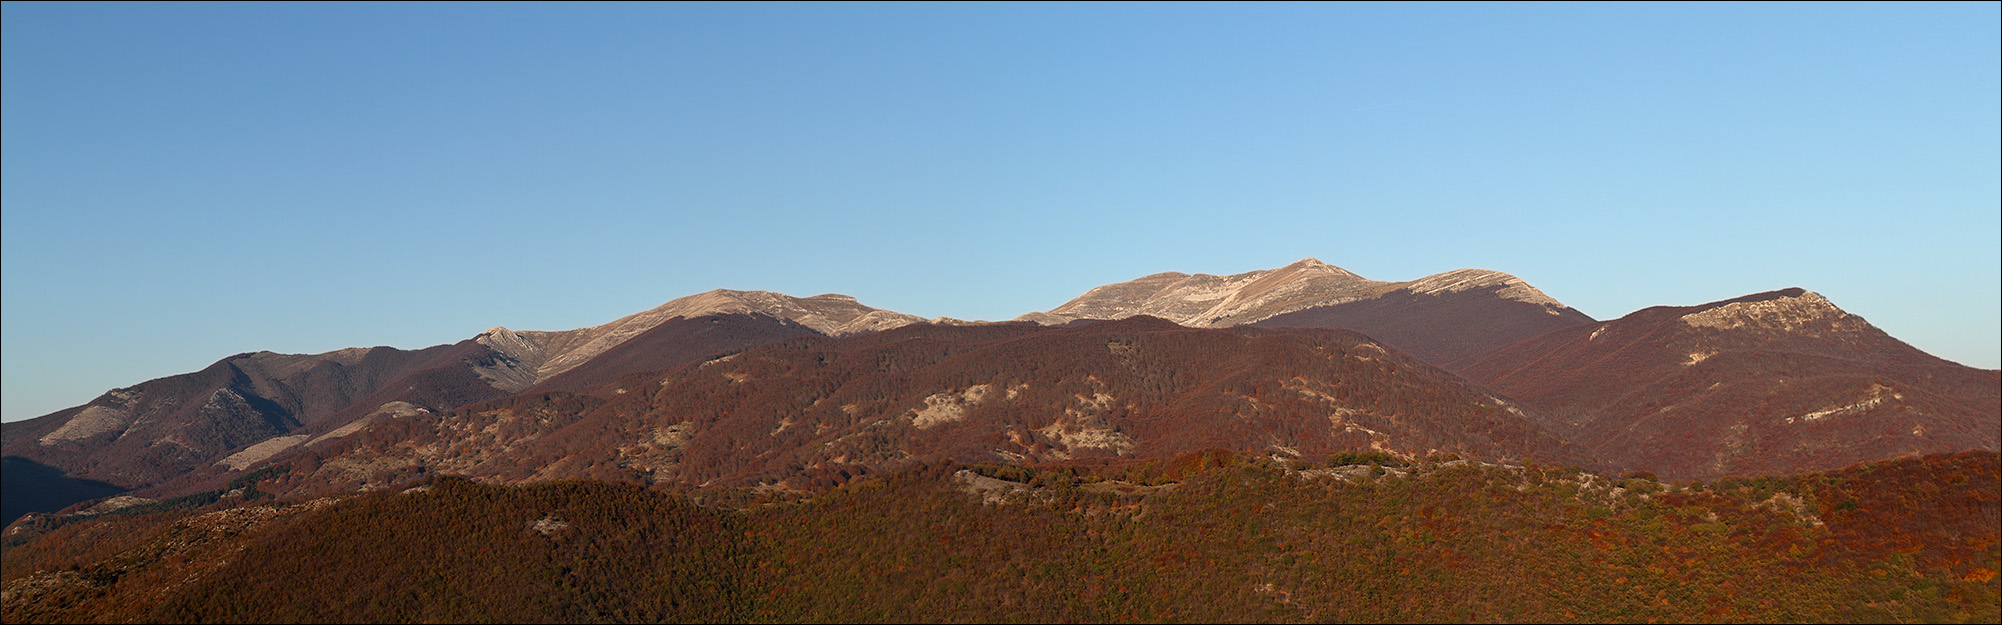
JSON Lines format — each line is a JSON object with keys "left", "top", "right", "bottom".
{"left": 1459, "top": 288, "right": 2001, "bottom": 481}
{"left": 2, "top": 291, "right": 911, "bottom": 517}
{"left": 260, "top": 316, "right": 1584, "bottom": 495}
{"left": 1253, "top": 268, "right": 1595, "bottom": 369}
{"left": 0, "top": 343, "right": 510, "bottom": 492}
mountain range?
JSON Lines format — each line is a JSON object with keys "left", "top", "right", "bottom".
{"left": 4, "top": 259, "right": 1996, "bottom": 523}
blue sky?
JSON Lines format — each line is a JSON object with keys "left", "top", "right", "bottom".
{"left": 4, "top": 2, "right": 1997, "bottom": 423}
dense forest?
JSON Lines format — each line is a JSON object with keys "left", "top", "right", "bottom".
{"left": 3, "top": 450, "right": 1996, "bottom": 623}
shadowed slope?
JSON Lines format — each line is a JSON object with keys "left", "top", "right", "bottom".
{"left": 0, "top": 458, "right": 125, "bottom": 526}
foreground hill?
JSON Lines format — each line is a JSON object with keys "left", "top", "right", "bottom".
{"left": 1460, "top": 288, "right": 2002, "bottom": 482}
{"left": 4, "top": 450, "right": 1994, "bottom": 623}
{"left": 251, "top": 316, "right": 1582, "bottom": 496}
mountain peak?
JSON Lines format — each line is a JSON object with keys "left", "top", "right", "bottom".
{"left": 1279, "top": 257, "right": 1364, "bottom": 279}
{"left": 1461, "top": 285, "right": 1994, "bottom": 481}
{"left": 509, "top": 289, "right": 923, "bottom": 385}
{"left": 1402, "top": 269, "right": 1565, "bottom": 310}
{"left": 1031, "top": 260, "right": 1387, "bottom": 328}
{"left": 694, "top": 288, "right": 771, "bottom": 302}
{"left": 1679, "top": 288, "right": 1855, "bottom": 333}
{"left": 475, "top": 326, "right": 540, "bottom": 359}
{"left": 1282, "top": 257, "right": 1337, "bottom": 270}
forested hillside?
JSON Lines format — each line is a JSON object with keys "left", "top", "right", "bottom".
{"left": 5, "top": 451, "right": 1995, "bottom": 623}
{"left": 244, "top": 317, "right": 1583, "bottom": 499}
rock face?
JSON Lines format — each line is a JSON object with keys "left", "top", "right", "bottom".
{"left": 1458, "top": 288, "right": 2002, "bottom": 481}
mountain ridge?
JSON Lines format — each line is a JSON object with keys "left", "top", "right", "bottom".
{"left": 500, "top": 288, "right": 928, "bottom": 384}
{"left": 1018, "top": 258, "right": 1390, "bottom": 327}
{"left": 0, "top": 290, "right": 922, "bottom": 518}
{"left": 5, "top": 259, "right": 1994, "bottom": 524}
{"left": 1459, "top": 287, "right": 2001, "bottom": 481}
{"left": 245, "top": 315, "right": 1587, "bottom": 497}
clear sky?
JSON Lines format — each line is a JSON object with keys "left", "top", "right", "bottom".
{"left": 5, "top": 2, "right": 1998, "bottom": 423}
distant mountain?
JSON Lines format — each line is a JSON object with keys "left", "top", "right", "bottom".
{"left": 259, "top": 316, "right": 1583, "bottom": 496}
{"left": 1, "top": 289, "right": 916, "bottom": 515}
{"left": 499, "top": 289, "right": 926, "bottom": 385}
{"left": 1252, "top": 269, "right": 1595, "bottom": 369}
{"left": 1025, "top": 259, "right": 1595, "bottom": 369}
{"left": 0, "top": 343, "right": 509, "bottom": 491}
{"left": 9, "top": 261, "right": 1996, "bottom": 521}
{"left": 523, "top": 313, "right": 825, "bottom": 394}
{"left": 13, "top": 259, "right": 2002, "bottom": 624}
{"left": 1459, "top": 288, "right": 2002, "bottom": 481}
{"left": 1018, "top": 258, "right": 1390, "bottom": 327}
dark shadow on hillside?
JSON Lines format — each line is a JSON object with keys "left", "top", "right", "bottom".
{"left": 2, "top": 456, "right": 126, "bottom": 525}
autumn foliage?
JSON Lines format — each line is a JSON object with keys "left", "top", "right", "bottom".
{"left": 3, "top": 451, "right": 1994, "bottom": 623}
